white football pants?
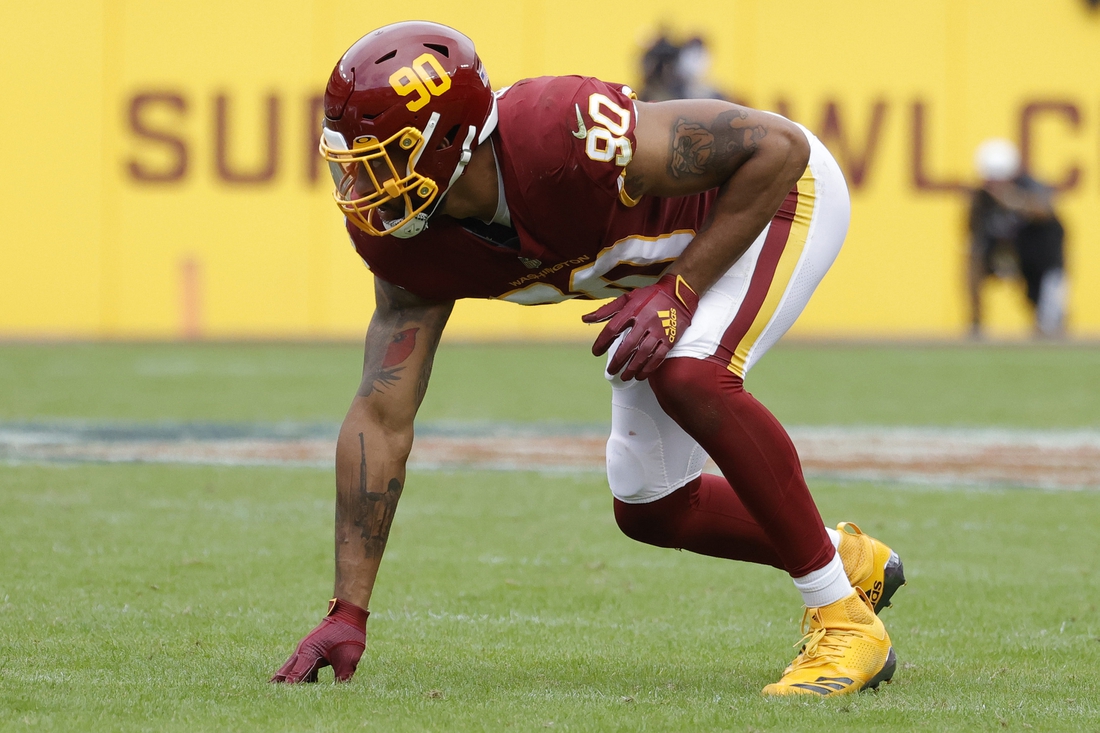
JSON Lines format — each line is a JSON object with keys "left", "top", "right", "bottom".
{"left": 606, "top": 125, "right": 850, "bottom": 504}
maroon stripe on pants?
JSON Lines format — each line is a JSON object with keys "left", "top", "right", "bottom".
{"left": 714, "top": 186, "right": 800, "bottom": 363}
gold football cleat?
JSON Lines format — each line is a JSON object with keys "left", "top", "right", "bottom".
{"left": 763, "top": 588, "right": 896, "bottom": 697}
{"left": 837, "top": 521, "right": 906, "bottom": 613}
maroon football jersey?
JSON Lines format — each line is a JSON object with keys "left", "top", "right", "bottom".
{"left": 350, "top": 75, "right": 717, "bottom": 303}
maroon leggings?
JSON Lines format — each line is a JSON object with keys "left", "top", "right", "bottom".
{"left": 613, "top": 357, "right": 834, "bottom": 578}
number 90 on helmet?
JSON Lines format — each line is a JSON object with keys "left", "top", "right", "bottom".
{"left": 320, "top": 21, "right": 498, "bottom": 238}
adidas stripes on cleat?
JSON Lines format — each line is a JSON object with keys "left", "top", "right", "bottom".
{"left": 762, "top": 588, "right": 896, "bottom": 697}
{"left": 837, "top": 521, "right": 906, "bottom": 613}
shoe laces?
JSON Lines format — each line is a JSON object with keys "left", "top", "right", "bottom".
{"left": 788, "top": 608, "right": 858, "bottom": 670}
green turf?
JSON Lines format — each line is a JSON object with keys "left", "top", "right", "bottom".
{"left": 1, "top": 341, "right": 1098, "bottom": 426}
{"left": 1, "top": 463, "right": 1097, "bottom": 731}
{"left": 2, "top": 342, "right": 1098, "bottom": 730}
{"left": 750, "top": 343, "right": 1100, "bottom": 429}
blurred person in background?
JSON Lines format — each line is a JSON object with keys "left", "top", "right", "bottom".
{"left": 639, "top": 33, "right": 726, "bottom": 102}
{"left": 639, "top": 33, "right": 685, "bottom": 101}
{"left": 272, "top": 21, "right": 904, "bottom": 697}
{"left": 678, "top": 36, "right": 726, "bottom": 101}
{"left": 968, "top": 138, "right": 1067, "bottom": 338}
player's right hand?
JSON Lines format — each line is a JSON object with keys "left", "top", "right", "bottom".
{"left": 583, "top": 273, "right": 699, "bottom": 381}
{"left": 270, "top": 598, "right": 369, "bottom": 683}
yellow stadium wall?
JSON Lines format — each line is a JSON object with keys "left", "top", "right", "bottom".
{"left": 2, "top": 0, "right": 1099, "bottom": 341}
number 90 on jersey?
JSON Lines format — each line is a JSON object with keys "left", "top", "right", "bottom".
{"left": 583, "top": 93, "right": 633, "bottom": 167}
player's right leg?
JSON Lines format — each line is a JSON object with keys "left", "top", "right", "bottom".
{"left": 604, "top": 376, "right": 899, "bottom": 694}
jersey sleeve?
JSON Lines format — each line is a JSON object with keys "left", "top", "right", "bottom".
{"left": 495, "top": 75, "right": 640, "bottom": 239}
{"left": 567, "top": 77, "right": 639, "bottom": 201}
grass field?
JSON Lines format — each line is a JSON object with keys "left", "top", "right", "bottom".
{"left": 2, "top": 341, "right": 1099, "bottom": 426}
{"left": 2, "top": 342, "right": 1099, "bottom": 731}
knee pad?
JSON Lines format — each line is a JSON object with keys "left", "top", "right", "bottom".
{"left": 605, "top": 379, "right": 707, "bottom": 503}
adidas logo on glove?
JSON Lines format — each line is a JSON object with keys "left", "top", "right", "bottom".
{"left": 658, "top": 308, "right": 677, "bottom": 342}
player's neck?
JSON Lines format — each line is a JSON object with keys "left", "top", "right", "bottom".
{"left": 440, "top": 139, "right": 498, "bottom": 222}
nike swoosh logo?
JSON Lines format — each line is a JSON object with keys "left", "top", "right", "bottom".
{"left": 571, "top": 104, "right": 587, "bottom": 139}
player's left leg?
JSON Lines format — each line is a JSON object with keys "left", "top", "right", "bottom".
{"left": 606, "top": 381, "right": 903, "bottom": 609}
{"left": 646, "top": 128, "right": 894, "bottom": 695}
{"left": 1017, "top": 219, "right": 1067, "bottom": 337}
{"left": 649, "top": 125, "right": 851, "bottom": 591}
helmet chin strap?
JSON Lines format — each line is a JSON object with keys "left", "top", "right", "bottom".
{"left": 388, "top": 94, "right": 500, "bottom": 239}
{"left": 388, "top": 123, "right": 475, "bottom": 239}
{"left": 446, "top": 125, "right": 478, "bottom": 190}
{"left": 410, "top": 112, "right": 441, "bottom": 171}
{"left": 386, "top": 112, "right": 442, "bottom": 239}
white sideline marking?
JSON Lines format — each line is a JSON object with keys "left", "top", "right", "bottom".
{"left": 0, "top": 422, "right": 1097, "bottom": 490}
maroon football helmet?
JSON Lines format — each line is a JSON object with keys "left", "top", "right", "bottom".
{"left": 320, "top": 22, "right": 497, "bottom": 237}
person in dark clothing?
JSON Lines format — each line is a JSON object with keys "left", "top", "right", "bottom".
{"left": 968, "top": 138, "right": 1067, "bottom": 337}
{"left": 639, "top": 34, "right": 727, "bottom": 103}
{"left": 639, "top": 35, "right": 686, "bottom": 101}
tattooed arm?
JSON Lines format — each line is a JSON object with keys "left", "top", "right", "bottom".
{"left": 333, "top": 276, "right": 454, "bottom": 609}
{"left": 623, "top": 100, "right": 810, "bottom": 294}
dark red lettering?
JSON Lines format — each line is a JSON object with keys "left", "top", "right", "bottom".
{"left": 817, "top": 99, "right": 888, "bottom": 189}
{"left": 214, "top": 93, "right": 280, "bottom": 184}
{"left": 911, "top": 101, "right": 967, "bottom": 193}
{"left": 127, "top": 92, "right": 188, "bottom": 183}
{"left": 1020, "top": 101, "right": 1081, "bottom": 191}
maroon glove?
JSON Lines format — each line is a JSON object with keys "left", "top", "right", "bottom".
{"left": 583, "top": 273, "right": 699, "bottom": 381}
{"left": 270, "top": 598, "right": 368, "bottom": 683}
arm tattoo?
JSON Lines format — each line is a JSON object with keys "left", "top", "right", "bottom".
{"left": 350, "top": 432, "right": 404, "bottom": 560}
{"left": 359, "top": 281, "right": 420, "bottom": 397}
{"left": 669, "top": 109, "right": 767, "bottom": 179}
{"left": 362, "top": 328, "right": 419, "bottom": 395}
{"left": 415, "top": 355, "right": 432, "bottom": 406}
{"left": 623, "top": 172, "right": 645, "bottom": 200}
{"left": 358, "top": 279, "right": 451, "bottom": 398}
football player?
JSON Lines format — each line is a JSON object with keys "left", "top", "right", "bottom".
{"left": 271, "top": 21, "right": 905, "bottom": 696}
